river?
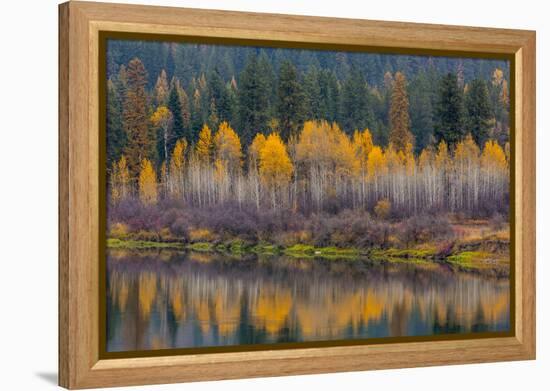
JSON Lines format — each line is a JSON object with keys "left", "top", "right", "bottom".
{"left": 106, "top": 249, "right": 510, "bottom": 352}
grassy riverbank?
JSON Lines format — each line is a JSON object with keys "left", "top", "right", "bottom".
{"left": 107, "top": 236, "right": 509, "bottom": 276}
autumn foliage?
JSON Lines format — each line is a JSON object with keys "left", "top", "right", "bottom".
{"left": 110, "top": 117, "right": 508, "bottom": 217}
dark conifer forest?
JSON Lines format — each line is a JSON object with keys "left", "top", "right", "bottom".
{"left": 106, "top": 39, "right": 511, "bottom": 255}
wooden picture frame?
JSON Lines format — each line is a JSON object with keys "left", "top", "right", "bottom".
{"left": 59, "top": 1, "right": 536, "bottom": 388}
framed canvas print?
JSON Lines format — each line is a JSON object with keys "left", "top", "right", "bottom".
{"left": 58, "top": 1, "right": 536, "bottom": 389}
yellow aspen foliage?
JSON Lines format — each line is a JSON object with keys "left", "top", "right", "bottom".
{"left": 295, "top": 120, "right": 336, "bottom": 168}
{"left": 435, "top": 140, "right": 450, "bottom": 170}
{"left": 150, "top": 105, "right": 171, "bottom": 126}
{"left": 454, "top": 134, "right": 480, "bottom": 164}
{"left": 214, "top": 121, "right": 242, "bottom": 173}
{"left": 418, "top": 147, "right": 435, "bottom": 170}
{"left": 492, "top": 68, "right": 504, "bottom": 87}
{"left": 138, "top": 158, "right": 158, "bottom": 205}
{"left": 170, "top": 138, "right": 187, "bottom": 172}
{"left": 213, "top": 158, "right": 227, "bottom": 183}
{"left": 150, "top": 106, "right": 173, "bottom": 162}
{"left": 138, "top": 272, "right": 157, "bottom": 319}
{"left": 374, "top": 199, "right": 391, "bottom": 219}
{"left": 367, "top": 146, "right": 387, "bottom": 178}
{"left": 481, "top": 140, "right": 507, "bottom": 170}
{"left": 295, "top": 120, "right": 318, "bottom": 164}
{"left": 332, "top": 125, "right": 359, "bottom": 177}
{"left": 195, "top": 124, "right": 213, "bottom": 163}
{"left": 259, "top": 133, "right": 294, "bottom": 187}
{"left": 249, "top": 133, "right": 267, "bottom": 167}
{"left": 352, "top": 128, "right": 374, "bottom": 167}
{"left": 110, "top": 155, "right": 130, "bottom": 203}
{"left": 110, "top": 161, "right": 120, "bottom": 203}
{"left": 169, "top": 138, "right": 187, "bottom": 198}
{"left": 384, "top": 144, "right": 403, "bottom": 174}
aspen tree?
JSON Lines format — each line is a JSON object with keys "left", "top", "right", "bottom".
{"left": 139, "top": 158, "right": 158, "bottom": 205}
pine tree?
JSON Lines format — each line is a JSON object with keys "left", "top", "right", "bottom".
{"left": 465, "top": 79, "right": 492, "bottom": 146}
{"left": 304, "top": 65, "right": 321, "bottom": 120}
{"left": 389, "top": 72, "right": 414, "bottom": 152}
{"left": 408, "top": 71, "right": 434, "bottom": 153}
{"left": 277, "top": 60, "right": 306, "bottom": 141}
{"left": 106, "top": 79, "right": 125, "bottom": 167}
{"left": 168, "top": 81, "right": 186, "bottom": 152}
{"left": 435, "top": 72, "right": 465, "bottom": 146}
{"left": 318, "top": 69, "right": 340, "bottom": 122}
{"left": 238, "top": 54, "right": 271, "bottom": 145}
{"left": 340, "top": 66, "right": 374, "bottom": 135}
{"left": 190, "top": 88, "right": 204, "bottom": 141}
{"left": 208, "top": 68, "right": 231, "bottom": 124}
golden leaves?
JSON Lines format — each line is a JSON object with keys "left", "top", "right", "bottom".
{"left": 139, "top": 158, "right": 158, "bottom": 205}
{"left": 259, "top": 133, "right": 294, "bottom": 187}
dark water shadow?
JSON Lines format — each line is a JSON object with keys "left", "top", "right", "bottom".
{"left": 35, "top": 372, "right": 57, "bottom": 385}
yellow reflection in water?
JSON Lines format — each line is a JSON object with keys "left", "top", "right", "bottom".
{"left": 107, "top": 254, "right": 510, "bottom": 351}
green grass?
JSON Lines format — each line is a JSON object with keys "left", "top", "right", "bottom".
{"left": 107, "top": 238, "right": 184, "bottom": 249}
{"left": 446, "top": 251, "right": 494, "bottom": 268}
{"left": 187, "top": 242, "right": 214, "bottom": 252}
{"left": 370, "top": 247, "right": 437, "bottom": 259}
{"left": 107, "top": 238, "right": 507, "bottom": 273}
{"left": 283, "top": 244, "right": 360, "bottom": 259}
{"left": 284, "top": 244, "right": 316, "bottom": 254}
{"left": 251, "top": 243, "right": 281, "bottom": 255}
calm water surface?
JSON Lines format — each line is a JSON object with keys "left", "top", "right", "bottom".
{"left": 106, "top": 249, "right": 509, "bottom": 352}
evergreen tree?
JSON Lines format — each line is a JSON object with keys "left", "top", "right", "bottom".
{"left": 168, "top": 82, "right": 185, "bottom": 151}
{"left": 106, "top": 79, "right": 125, "bottom": 168}
{"left": 435, "top": 73, "right": 465, "bottom": 146}
{"left": 389, "top": 72, "right": 414, "bottom": 151}
{"left": 190, "top": 87, "right": 204, "bottom": 142}
{"left": 277, "top": 60, "right": 306, "bottom": 141}
{"left": 176, "top": 82, "right": 191, "bottom": 133}
{"left": 303, "top": 65, "right": 321, "bottom": 120}
{"left": 238, "top": 54, "right": 271, "bottom": 145}
{"left": 465, "top": 79, "right": 492, "bottom": 146}
{"left": 165, "top": 43, "right": 175, "bottom": 80}
{"left": 318, "top": 69, "right": 340, "bottom": 122}
{"left": 409, "top": 71, "right": 434, "bottom": 153}
{"left": 208, "top": 68, "right": 232, "bottom": 124}
{"left": 258, "top": 51, "right": 277, "bottom": 118}
{"left": 340, "top": 66, "right": 374, "bottom": 135}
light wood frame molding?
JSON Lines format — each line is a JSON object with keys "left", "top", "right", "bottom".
{"left": 59, "top": 1, "right": 536, "bottom": 388}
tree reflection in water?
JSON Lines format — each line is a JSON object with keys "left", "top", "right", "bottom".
{"left": 106, "top": 249, "right": 510, "bottom": 352}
